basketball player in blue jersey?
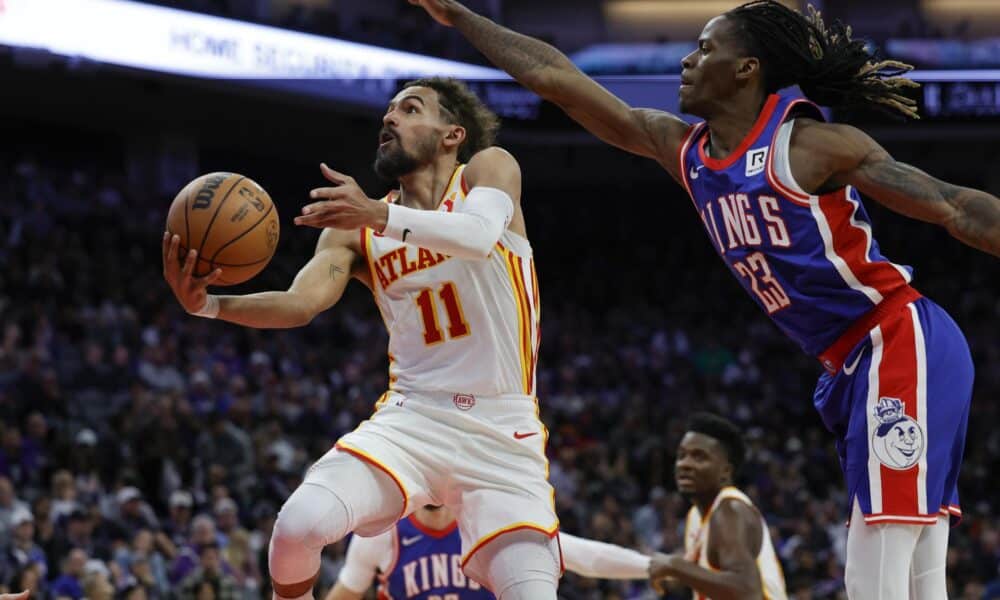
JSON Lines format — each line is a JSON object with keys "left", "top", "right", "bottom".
{"left": 324, "top": 504, "right": 653, "bottom": 600}
{"left": 410, "top": 0, "right": 1000, "bottom": 597}
{"left": 164, "top": 78, "right": 563, "bottom": 600}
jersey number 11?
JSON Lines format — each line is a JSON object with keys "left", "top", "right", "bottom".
{"left": 416, "top": 282, "right": 471, "bottom": 345}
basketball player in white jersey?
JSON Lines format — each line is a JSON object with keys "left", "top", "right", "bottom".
{"left": 163, "top": 78, "right": 560, "bottom": 600}
{"left": 649, "top": 413, "right": 786, "bottom": 600}
{"left": 324, "top": 504, "right": 653, "bottom": 600}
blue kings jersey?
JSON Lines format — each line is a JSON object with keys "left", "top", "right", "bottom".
{"left": 379, "top": 516, "right": 492, "bottom": 600}
{"left": 679, "top": 94, "right": 914, "bottom": 358}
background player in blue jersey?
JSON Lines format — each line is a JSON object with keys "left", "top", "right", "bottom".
{"left": 323, "top": 504, "right": 652, "bottom": 600}
{"left": 410, "top": 0, "right": 1000, "bottom": 598}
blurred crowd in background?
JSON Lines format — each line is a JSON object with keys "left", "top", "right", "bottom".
{"left": 0, "top": 139, "right": 998, "bottom": 600}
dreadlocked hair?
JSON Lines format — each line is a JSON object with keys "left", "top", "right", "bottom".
{"left": 726, "top": 1, "right": 920, "bottom": 119}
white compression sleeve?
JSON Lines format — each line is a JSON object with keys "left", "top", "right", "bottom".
{"left": 381, "top": 186, "right": 513, "bottom": 260}
{"left": 336, "top": 531, "right": 391, "bottom": 592}
{"left": 559, "top": 532, "right": 651, "bottom": 580}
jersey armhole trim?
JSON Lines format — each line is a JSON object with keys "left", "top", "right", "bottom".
{"left": 764, "top": 100, "right": 817, "bottom": 207}
{"left": 678, "top": 122, "right": 704, "bottom": 199}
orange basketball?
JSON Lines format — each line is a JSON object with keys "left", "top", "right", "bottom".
{"left": 166, "top": 172, "right": 279, "bottom": 286}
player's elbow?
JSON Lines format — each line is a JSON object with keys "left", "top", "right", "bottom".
{"left": 720, "top": 582, "right": 762, "bottom": 600}
{"left": 456, "top": 218, "right": 505, "bottom": 261}
{"left": 285, "top": 292, "right": 325, "bottom": 328}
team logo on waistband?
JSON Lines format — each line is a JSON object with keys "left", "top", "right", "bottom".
{"left": 453, "top": 394, "right": 475, "bottom": 411}
{"left": 871, "top": 397, "right": 924, "bottom": 470}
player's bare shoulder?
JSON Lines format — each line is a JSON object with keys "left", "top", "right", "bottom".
{"left": 787, "top": 118, "right": 882, "bottom": 193}
{"left": 633, "top": 108, "right": 693, "bottom": 174}
{"left": 465, "top": 146, "right": 526, "bottom": 238}
{"left": 464, "top": 146, "right": 522, "bottom": 195}
{"left": 709, "top": 497, "right": 764, "bottom": 556}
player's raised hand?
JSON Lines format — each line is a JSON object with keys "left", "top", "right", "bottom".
{"left": 296, "top": 163, "right": 388, "bottom": 231}
{"left": 162, "top": 232, "right": 223, "bottom": 314}
{"left": 407, "top": 0, "right": 464, "bottom": 27}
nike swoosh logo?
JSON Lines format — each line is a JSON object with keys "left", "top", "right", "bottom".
{"left": 402, "top": 228, "right": 412, "bottom": 242}
{"left": 689, "top": 165, "right": 703, "bottom": 180}
{"left": 513, "top": 431, "right": 539, "bottom": 440}
{"left": 842, "top": 348, "right": 866, "bottom": 375}
{"left": 401, "top": 535, "right": 423, "bottom": 546}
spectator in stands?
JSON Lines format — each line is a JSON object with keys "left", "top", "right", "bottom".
{"left": 48, "top": 547, "right": 87, "bottom": 599}
{"left": 178, "top": 542, "right": 239, "bottom": 600}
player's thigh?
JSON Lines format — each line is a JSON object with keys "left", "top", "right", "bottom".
{"left": 909, "top": 516, "right": 949, "bottom": 600}
{"left": 298, "top": 447, "right": 408, "bottom": 537}
{"left": 845, "top": 500, "right": 921, "bottom": 600}
{"left": 465, "top": 529, "right": 560, "bottom": 599}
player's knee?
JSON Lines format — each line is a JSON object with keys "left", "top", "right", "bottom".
{"left": 497, "top": 579, "right": 557, "bottom": 600}
{"left": 271, "top": 482, "right": 350, "bottom": 552}
{"left": 470, "top": 530, "right": 559, "bottom": 599}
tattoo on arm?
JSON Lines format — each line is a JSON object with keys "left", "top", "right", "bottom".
{"left": 939, "top": 183, "right": 1000, "bottom": 257}
{"left": 329, "top": 265, "right": 345, "bottom": 279}
{"left": 858, "top": 157, "right": 1000, "bottom": 257}
{"left": 453, "top": 10, "right": 575, "bottom": 87}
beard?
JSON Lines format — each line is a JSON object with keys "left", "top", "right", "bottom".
{"left": 373, "top": 136, "right": 436, "bottom": 182}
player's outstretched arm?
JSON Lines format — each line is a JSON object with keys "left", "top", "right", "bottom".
{"left": 409, "top": 0, "right": 690, "bottom": 180}
{"left": 794, "top": 121, "right": 1000, "bottom": 257}
{"left": 558, "top": 532, "right": 651, "bottom": 580}
{"left": 323, "top": 531, "right": 387, "bottom": 600}
{"left": 163, "top": 226, "right": 360, "bottom": 328}
{"left": 323, "top": 582, "right": 365, "bottom": 600}
{"left": 648, "top": 500, "right": 763, "bottom": 600}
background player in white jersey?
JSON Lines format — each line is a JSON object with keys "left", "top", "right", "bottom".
{"left": 325, "top": 504, "right": 653, "bottom": 600}
{"left": 649, "top": 413, "right": 786, "bottom": 600}
{"left": 163, "top": 77, "right": 560, "bottom": 600}
{"left": 409, "top": 1, "right": 1000, "bottom": 598}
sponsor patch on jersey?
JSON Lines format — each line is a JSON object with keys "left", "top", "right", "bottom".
{"left": 453, "top": 394, "right": 476, "bottom": 411}
{"left": 746, "top": 146, "right": 769, "bottom": 177}
{"left": 871, "top": 397, "right": 925, "bottom": 470}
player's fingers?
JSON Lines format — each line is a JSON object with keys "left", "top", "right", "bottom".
{"left": 651, "top": 578, "right": 665, "bottom": 595}
{"left": 202, "top": 268, "right": 224, "bottom": 286}
{"left": 307, "top": 187, "right": 345, "bottom": 202}
{"left": 320, "top": 163, "right": 352, "bottom": 185}
{"left": 181, "top": 249, "right": 197, "bottom": 279}
{"left": 164, "top": 234, "right": 181, "bottom": 276}
{"left": 162, "top": 231, "right": 170, "bottom": 265}
{"left": 294, "top": 213, "right": 332, "bottom": 227}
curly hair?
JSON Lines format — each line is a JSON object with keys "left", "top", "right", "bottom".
{"left": 726, "top": 1, "right": 920, "bottom": 119}
{"left": 686, "top": 412, "right": 746, "bottom": 474}
{"left": 402, "top": 77, "right": 501, "bottom": 162}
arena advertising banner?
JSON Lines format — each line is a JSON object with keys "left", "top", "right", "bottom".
{"left": 0, "top": 0, "right": 503, "bottom": 81}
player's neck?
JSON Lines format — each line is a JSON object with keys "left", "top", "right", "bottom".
{"left": 414, "top": 510, "right": 455, "bottom": 531}
{"left": 694, "top": 487, "right": 724, "bottom": 515}
{"left": 397, "top": 156, "right": 461, "bottom": 211}
{"left": 704, "top": 93, "right": 769, "bottom": 161}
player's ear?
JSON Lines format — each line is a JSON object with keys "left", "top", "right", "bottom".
{"left": 735, "top": 56, "right": 760, "bottom": 81}
{"left": 443, "top": 125, "right": 466, "bottom": 152}
{"left": 721, "top": 462, "right": 734, "bottom": 484}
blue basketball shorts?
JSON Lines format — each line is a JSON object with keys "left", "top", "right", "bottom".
{"left": 813, "top": 297, "right": 973, "bottom": 524}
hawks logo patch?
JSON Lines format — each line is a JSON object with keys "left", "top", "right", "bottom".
{"left": 871, "top": 397, "right": 925, "bottom": 470}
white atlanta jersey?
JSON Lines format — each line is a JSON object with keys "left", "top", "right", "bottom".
{"left": 684, "top": 486, "right": 787, "bottom": 600}
{"left": 360, "top": 165, "right": 540, "bottom": 397}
